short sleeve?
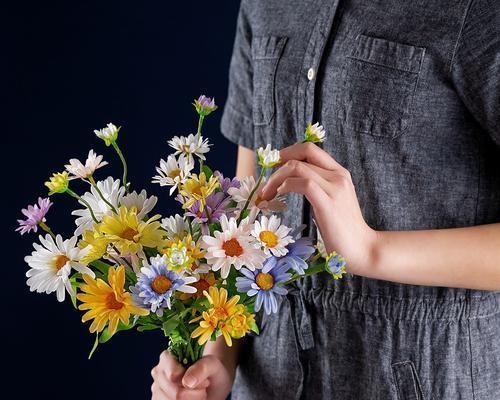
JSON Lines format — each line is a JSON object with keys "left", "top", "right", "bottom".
{"left": 220, "top": 0, "right": 255, "bottom": 149}
{"left": 451, "top": 0, "right": 500, "bottom": 146}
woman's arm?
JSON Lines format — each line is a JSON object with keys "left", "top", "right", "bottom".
{"left": 259, "top": 142, "right": 500, "bottom": 291}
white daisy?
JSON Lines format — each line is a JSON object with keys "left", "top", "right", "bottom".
{"left": 228, "top": 176, "right": 287, "bottom": 221}
{"left": 251, "top": 215, "right": 294, "bottom": 257}
{"left": 152, "top": 154, "right": 194, "bottom": 194}
{"left": 257, "top": 144, "right": 280, "bottom": 168}
{"left": 65, "top": 149, "right": 108, "bottom": 180}
{"left": 94, "top": 122, "right": 119, "bottom": 146}
{"left": 168, "top": 134, "right": 210, "bottom": 160}
{"left": 24, "top": 234, "right": 95, "bottom": 302}
{"left": 161, "top": 214, "right": 190, "bottom": 240}
{"left": 71, "top": 177, "right": 125, "bottom": 235}
{"left": 201, "top": 215, "right": 266, "bottom": 279}
{"left": 304, "top": 122, "right": 326, "bottom": 143}
{"left": 120, "top": 189, "right": 158, "bottom": 220}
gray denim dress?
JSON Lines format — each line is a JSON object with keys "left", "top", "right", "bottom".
{"left": 220, "top": 1, "right": 500, "bottom": 399}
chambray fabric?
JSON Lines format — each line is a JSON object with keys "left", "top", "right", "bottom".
{"left": 221, "top": 1, "right": 500, "bottom": 399}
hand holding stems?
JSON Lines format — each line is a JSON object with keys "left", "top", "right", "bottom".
{"left": 151, "top": 348, "right": 235, "bottom": 400}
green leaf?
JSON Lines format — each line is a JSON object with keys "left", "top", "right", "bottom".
{"left": 144, "top": 247, "right": 160, "bottom": 258}
{"left": 137, "top": 324, "right": 160, "bottom": 332}
{"left": 250, "top": 320, "right": 260, "bottom": 335}
{"left": 209, "top": 223, "right": 221, "bottom": 236}
{"left": 88, "top": 333, "right": 100, "bottom": 359}
{"left": 69, "top": 275, "right": 80, "bottom": 309}
{"left": 228, "top": 200, "right": 238, "bottom": 208}
{"left": 201, "top": 165, "right": 213, "bottom": 179}
{"left": 99, "top": 320, "right": 135, "bottom": 343}
{"left": 162, "top": 316, "right": 180, "bottom": 337}
{"left": 90, "top": 260, "right": 113, "bottom": 276}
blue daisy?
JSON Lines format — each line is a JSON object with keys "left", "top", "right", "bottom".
{"left": 130, "top": 254, "right": 196, "bottom": 316}
{"left": 325, "top": 252, "right": 347, "bottom": 279}
{"left": 276, "top": 236, "right": 315, "bottom": 275}
{"left": 236, "top": 257, "right": 291, "bottom": 315}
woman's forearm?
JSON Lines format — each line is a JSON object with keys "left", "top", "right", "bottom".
{"left": 367, "top": 223, "right": 500, "bottom": 291}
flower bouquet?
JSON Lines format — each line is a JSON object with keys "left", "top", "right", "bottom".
{"left": 17, "top": 96, "right": 346, "bottom": 367}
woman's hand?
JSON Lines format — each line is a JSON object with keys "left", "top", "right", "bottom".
{"left": 151, "top": 351, "right": 234, "bottom": 400}
{"left": 259, "top": 142, "right": 378, "bottom": 275}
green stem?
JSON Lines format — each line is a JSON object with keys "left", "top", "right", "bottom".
{"left": 237, "top": 167, "right": 266, "bottom": 224}
{"left": 39, "top": 221, "right": 56, "bottom": 239}
{"left": 196, "top": 115, "right": 205, "bottom": 173}
{"left": 89, "top": 176, "right": 118, "bottom": 214}
{"left": 111, "top": 141, "right": 129, "bottom": 193}
{"left": 281, "top": 263, "right": 326, "bottom": 286}
{"left": 67, "top": 189, "right": 99, "bottom": 223}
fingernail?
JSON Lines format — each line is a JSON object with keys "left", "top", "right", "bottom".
{"left": 183, "top": 376, "right": 197, "bottom": 389}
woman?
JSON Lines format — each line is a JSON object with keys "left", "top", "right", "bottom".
{"left": 151, "top": 0, "right": 500, "bottom": 398}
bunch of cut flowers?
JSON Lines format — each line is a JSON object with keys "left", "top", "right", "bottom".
{"left": 17, "top": 96, "right": 346, "bottom": 366}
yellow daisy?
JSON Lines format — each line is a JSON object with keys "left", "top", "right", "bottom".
{"left": 78, "top": 228, "right": 111, "bottom": 265}
{"left": 45, "top": 171, "right": 70, "bottom": 195}
{"left": 226, "top": 304, "right": 255, "bottom": 340}
{"left": 77, "top": 265, "right": 149, "bottom": 335}
{"left": 98, "top": 206, "right": 164, "bottom": 258}
{"left": 179, "top": 172, "right": 219, "bottom": 211}
{"left": 190, "top": 287, "right": 240, "bottom": 346}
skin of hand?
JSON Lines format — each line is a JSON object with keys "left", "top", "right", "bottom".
{"left": 259, "top": 142, "right": 500, "bottom": 290}
{"left": 259, "top": 142, "right": 378, "bottom": 275}
{"left": 151, "top": 348, "right": 235, "bottom": 400}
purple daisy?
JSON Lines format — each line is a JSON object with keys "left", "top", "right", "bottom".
{"left": 186, "top": 192, "right": 235, "bottom": 234}
{"left": 194, "top": 95, "right": 218, "bottom": 116}
{"left": 16, "top": 197, "right": 53, "bottom": 235}
{"left": 236, "top": 257, "right": 291, "bottom": 315}
{"left": 214, "top": 171, "right": 240, "bottom": 194}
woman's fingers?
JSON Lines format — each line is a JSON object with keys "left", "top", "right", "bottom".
{"left": 260, "top": 160, "right": 331, "bottom": 201}
{"left": 276, "top": 177, "right": 330, "bottom": 212}
{"left": 279, "top": 142, "right": 344, "bottom": 171}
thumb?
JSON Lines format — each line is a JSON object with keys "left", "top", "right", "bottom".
{"left": 182, "top": 355, "right": 220, "bottom": 389}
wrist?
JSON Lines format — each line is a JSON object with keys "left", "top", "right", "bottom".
{"left": 203, "top": 336, "right": 242, "bottom": 377}
{"left": 348, "top": 227, "right": 384, "bottom": 279}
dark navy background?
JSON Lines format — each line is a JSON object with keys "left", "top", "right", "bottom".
{"left": 4, "top": 1, "right": 240, "bottom": 398}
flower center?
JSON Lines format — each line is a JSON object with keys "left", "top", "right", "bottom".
{"left": 180, "top": 144, "right": 192, "bottom": 153}
{"left": 256, "top": 272, "right": 274, "bottom": 290}
{"left": 192, "top": 279, "right": 211, "bottom": 298}
{"left": 151, "top": 276, "right": 173, "bottom": 294}
{"left": 213, "top": 306, "right": 228, "bottom": 320}
{"left": 168, "top": 168, "right": 182, "bottom": 179}
{"left": 222, "top": 238, "right": 244, "bottom": 257}
{"left": 120, "top": 227, "right": 138, "bottom": 241}
{"left": 52, "top": 255, "right": 70, "bottom": 271}
{"left": 259, "top": 230, "right": 279, "bottom": 248}
{"left": 105, "top": 293, "right": 124, "bottom": 310}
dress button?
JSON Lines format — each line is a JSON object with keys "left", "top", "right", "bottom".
{"left": 307, "top": 67, "right": 315, "bottom": 81}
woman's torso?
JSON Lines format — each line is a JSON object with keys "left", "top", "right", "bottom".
{"left": 223, "top": 0, "right": 500, "bottom": 398}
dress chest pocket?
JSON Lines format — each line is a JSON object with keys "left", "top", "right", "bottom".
{"left": 336, "top": 34, "right": 426, "bottom": 139}
{"left": 251, "top": 36, "right": 288, "bottom": 126}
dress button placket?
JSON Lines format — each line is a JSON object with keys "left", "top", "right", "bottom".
{"left": 296, "top": 0, "right": 340, "bottom": 139}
